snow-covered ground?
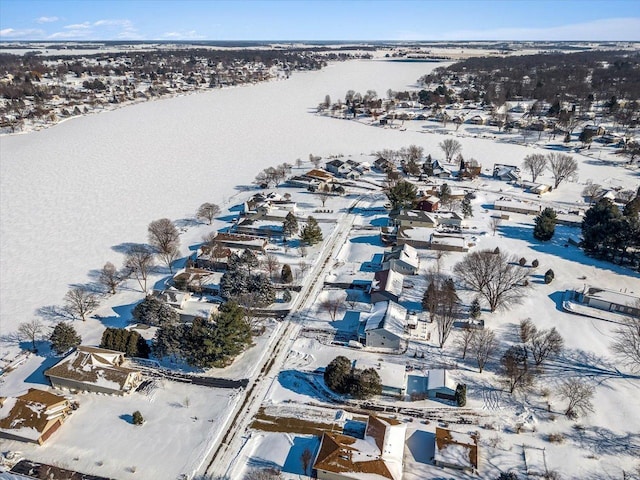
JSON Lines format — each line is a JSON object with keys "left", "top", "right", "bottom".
{"left": 2, "top": 56, "right": 640, "bottom": 479}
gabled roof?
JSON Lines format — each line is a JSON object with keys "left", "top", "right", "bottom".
{"left": 372, "top": 269, "right": 404, "bottom": 298}
{"left": 365, "top": 301, "right": 407, "bottom": 339}
{"left": 45, "top": 346, "right": 140, "bottom": 393}
{"left": 383, "top": 244, "right": 419, "bottom": 270}
{"left": 0, "top": 389, "right": 70, "bottom": 442}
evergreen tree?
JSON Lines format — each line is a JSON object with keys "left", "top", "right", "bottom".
{"left": 324, "top": 356, "right": 352, "bottom": 394}
{"left": 132, "top": 296, "right": 179, "bottom": 326}
{"left": 422, "top": 154, "right": 434, "bottom": 176}
{"left": 132, "top": 411, "right": 144, "bottom": 425}
{"left": 300, "top": 216, "right": 323, "bottom": 245}
{"left": 101, "top": 328, "right": 150, "bottom": 358}
{"left": 544, "top": 269, "right": 555, "bottom": 284}
{"left": 461, "top": 196, "right": 473, "bottom": 218}
{"left": 469, "top": 298, "right": 481, "bottom": 319}
{"left": 240, "top": 249, "right": 259, "bottom": 275}
{"left": 533, "top": 207, "right": 557, "bottom": 241}
{"left": 282, "top": 212, "right": 299, "bottom": 239}
{"left": 282, "top": 289, "right": 292, "bottom": 303}
{"left": 349, "top": 368, "right": 382, "bottom": 399}
{"left": 455, "top": 383, "right": 467, "bottom": 407}
{"left": 422, "top": 281, "right": 438, "bottom": 321}
{"left": 281, "top": 264, "right": 293, "bottom": 283}
{"left": 50, "top": 322, "right": 81, "bottom": 355}
{"left": 249, "top": 273, "right": 276, "bottom": 306}
{"left": 439, "top": 183, "right": 452, "bottom": 208}
{"left": 386, "top": 180, "right": 417, "bottom": 211}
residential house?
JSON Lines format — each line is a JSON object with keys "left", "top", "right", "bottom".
{"left": 468, "top": 115, "right": 486, "bottom": 125}
{"left": 436, "top": 212, "right": 466, "bottom": 228}
{"left": 172, "top": 268, "right": 224, "bottom": 295}
{"left": 493, "top": 199, "right": 541, "bottom": 215}
{"left": 153, "top": 289, "right": 191, "bottom": 310}
{"left": 209, "top": 232, "right": 267, "bottom": 252}
{"left": 429, "top": 233, "right": 469, "bottom": 252}
{"left": 153, "top": 288, "right": 218, "bottom": 323}
{"left": 235, "top": 217, "right": 284, "bottom": 239}
{"left": 431, "top": 159, "right": 452, "bottom": 178}
{"left": 492, "top": 164, "right": 521, "bottom": 182}
{"left": 434, "top": 427, "right": 479, "bottom": 472}
{"left": 580, "top": 286, "right": 640, "bottom": 317}
{"left": 414, "top": 195, "right": 440, "bottom": 212}
{"left": 382, "top": 244, "right": 420, "bottom": 275}
{"left": 305, "top": 169, "right": 335, "bottom": 183}
{"left": 361, "top": 300, "right": 407, "bottom": 350}
{"left": 353, "top": 358, "right": 407, "bottom": 397}
{"left": 458, "top": 159, "right": 482, "bottom": 179}
{"left": 0, "top": 389, "right": 72, "bottom": 445}
{"left": 427, "top": 369, "right": 457, "bottom": 400}
{"left": 391, "top": 210, "right": 438, "bottom": 229}
{"left": 45, "top": 346, "right": 143, "bottom": 396}
{"left": 286, "top": 175, "right": 321, "bottom": 191}
{"left": 370, "top": 269, "right": 404, "bottom": 303}
{"left": 313, "top": 415, "right": 406, "bottom": 480}
{"left": 325, "top": 159, "right": 359, "bottom": 179}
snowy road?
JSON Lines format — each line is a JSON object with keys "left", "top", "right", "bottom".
{"left": 200, "top": 195, "right": 366, "bottom": 478}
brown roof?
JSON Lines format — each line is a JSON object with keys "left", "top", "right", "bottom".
{"left": 313, "top": 432, "right": 394, "bottom": 480}
{"left": 435, "top": 427, "right": 478, "bottom": 469}
{"left": 45, "top": 346, "right": 140, "bottom": 392}
{"left": 0, "top": 388, "right": 70, "bottom": 442}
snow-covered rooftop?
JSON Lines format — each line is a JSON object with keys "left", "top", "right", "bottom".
{"left": 364, "top": 301, "right": 407, "bottom": 340}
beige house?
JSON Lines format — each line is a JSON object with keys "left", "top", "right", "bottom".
{"left": 0, "top": 388, "right": 72, "bottom": 445}
{"left": 45, "top": 346, "right": 142, "bottom": 396}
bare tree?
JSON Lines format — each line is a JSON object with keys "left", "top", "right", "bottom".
{"left": 547, "top": 152, "right": 578, "bottom": 189}
{"left": 99, "top": 261, "right": 123, "bottom": 294}
{"left": 435, "top": 278, "right": 459, "bottom": 348}
{"left": 470, "top": 328, "right": 496, "bottom": 373}
{"left": 453, "top": 250, "right": 530, "bottom": 312}
{"left": 522, "top": 153, "right": 547, "bottom": 182}
{"left": 530, "top": 327, "right": 564, "bottom": 366}
{"left": 582, "top": 182, "right": 602, "bottom": 205}
{"left": 148, "top": 218, "right": 181, "bottom": 272}
{"left": 439, "top": 139, "right": 462, "bottom": 162}
{"left": 519, "top": 318, "right": 537, "bottom": 345}
{"left": 314, "top": 190, "right": 332, "bottom": 208}
{"left": 298, "top": 260, "right": 310, "bottom": 278}
{"left": 455, "top": 325, "right": 476, "bottom": 360}
{"left": 235, "top": 292, "right": 263, "bottom": 329}
{"left": 611, "top": 311, "right": 640, "bottom": 372}
{"left": 500, "top": 345, "right": 533, "bottom": 394}
{"left": 125, "top": 245, "right": 155, "bottom": 292}
{"left": 558, "top": 379, "right": 595, "bottom": 418}
{"left": 320, "top": 294, "right": 345, "bottom": 321}
{"left": 18, "top": 318, "right": 44, "bottom": 352}
{"left": 196, "top": 202, "right": 221, "bottom": 225}
{"left": 489, "top": 217, "right": 501, "bottom": 236}
{"left": 64, "top": 287, "right": 99, "bottom": 321}
{"left": 262, "top": 254, "right": 280, "bottom": 279}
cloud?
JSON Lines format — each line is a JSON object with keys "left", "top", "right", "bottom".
{"left": 35, "top": 16, "right": 59, "bottom": 24}
{"left": 439, "top": 17, "right": 640, "bottom": 41}
{"left": 0, "top": 28, "right": 45, "bottom": 39}
{"left": 64, "top": 22, "right": 92, "bottom": 30}
{"left": 49, "top": 29, "right": 91, "bottom": 39}
{"left": 161, "top": 30, "right": 205, "bottom": 40}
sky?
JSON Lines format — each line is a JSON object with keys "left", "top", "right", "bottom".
{"left": 0, "top": 0, "right": 639, "bottom": 42}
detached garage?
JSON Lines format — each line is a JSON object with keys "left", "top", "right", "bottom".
{"left": 427, "top": 369, "right": 456, "bottom": 401}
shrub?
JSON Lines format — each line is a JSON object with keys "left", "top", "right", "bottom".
{"left": 132, "top": 411, "right": 144, "bottom": 425}
{"left": 282, "top": 289, "right": 292, "bottom": 303}
{"left": 493, "top": 247, "right": 500, "bottom": 254}
{"left": 544, "top": 269, "right": 555, "bottom": 284}
{"left": 532, "top": 259, "right": 539, "bottom": 268}
{"left": 519, "top": 257, "right": 527, "bottom": 266}
{"left": 547, "top": 433, "right": 564, "bottom": 443}
{"left": 281, "top": 264, "right": 293, "bottom": 283}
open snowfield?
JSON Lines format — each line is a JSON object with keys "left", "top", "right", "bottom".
{"left": 2, "top": 54, "right": 640, "bottom": 479}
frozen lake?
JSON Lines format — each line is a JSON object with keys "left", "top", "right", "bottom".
{"left": 0, "top": 57, "right": 537, "bottom": 344}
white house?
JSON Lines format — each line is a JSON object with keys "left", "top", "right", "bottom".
{"left": 354, "top": 358, "right": 407, "bottom": 397}
{"left": 361, "top": 301, "right": 407, "bottom": 350}
{"left": 382, "top": 244, "right": 420, "bottom": 275}
{"left": 370, "top": 269, "right": 404, "bottom": 304}
{"left": 581, "top": 286, "right": 640, "bottom": 317}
